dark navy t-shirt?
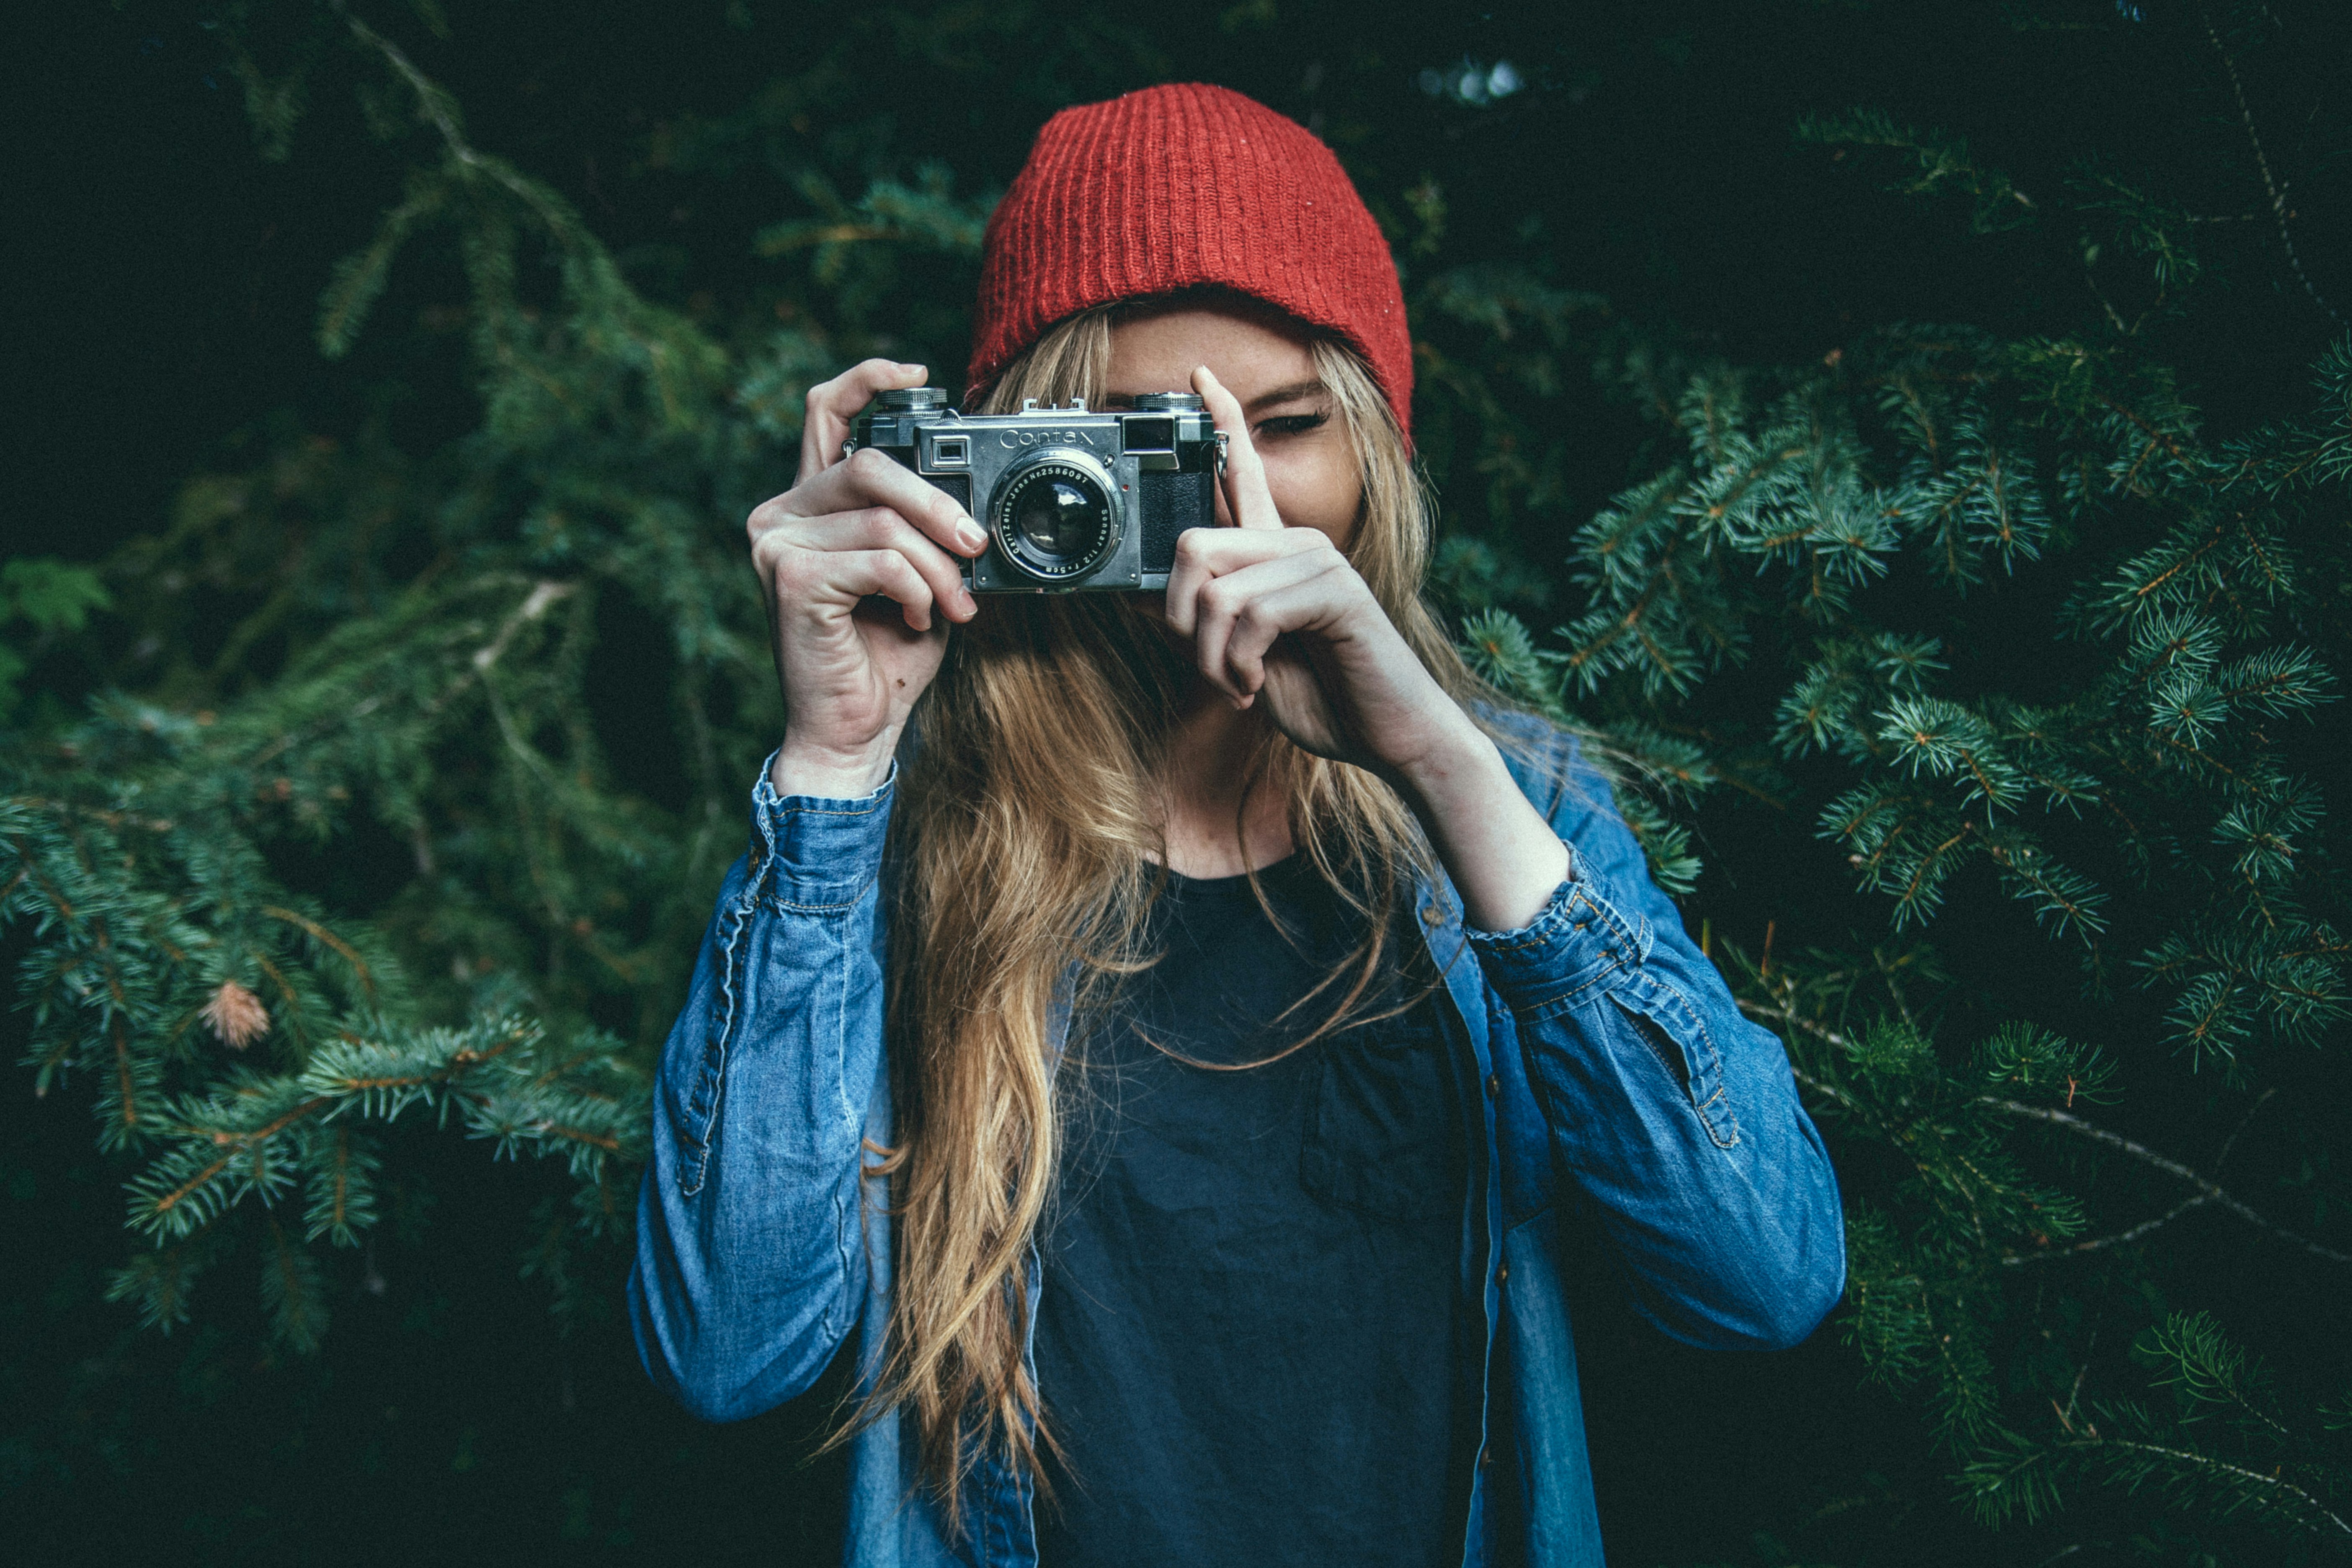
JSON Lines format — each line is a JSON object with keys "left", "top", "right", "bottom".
{"left": 1032, "top": 855, "right": 1476, "bottom": 1567}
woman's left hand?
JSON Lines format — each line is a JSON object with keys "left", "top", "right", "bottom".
{"left": 1168, "top": 364, "right": 1569, "bottom": 930}
{"left": 1163, "top": 366, "right": 1483, "bottom": 791}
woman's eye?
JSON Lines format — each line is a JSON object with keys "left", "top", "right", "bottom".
{"left": 1254, "top": 411, "right": 1331, "bottom": 439}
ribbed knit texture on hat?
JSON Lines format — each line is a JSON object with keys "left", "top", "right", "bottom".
{"left": 968, "top": 83, "right": 1413, "bottom": 435}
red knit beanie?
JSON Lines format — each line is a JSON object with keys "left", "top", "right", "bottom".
{"left": 967, "top": 83, "right": 1414, "bottom": 436}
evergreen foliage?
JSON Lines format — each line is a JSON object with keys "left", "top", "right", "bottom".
{"left": 10, "top": 1, "right": 2352, "bottom": 1561}
{"left": 1446, "top": 72, "right": 2352, "bottom": 1560}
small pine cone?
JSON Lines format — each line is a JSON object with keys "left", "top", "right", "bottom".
{"left": 202, "top": 980, "right": 270, "bottom": 1050}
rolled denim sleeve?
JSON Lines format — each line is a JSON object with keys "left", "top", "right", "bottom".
{"left": 1470, "top": 746, "right": 1845, "bottom": 1351}
{"left": 628, "top": 758, "right": 896, "bottom": 1420}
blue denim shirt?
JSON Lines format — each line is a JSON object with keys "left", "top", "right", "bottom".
{"left": 629, "top": 721, "right": 1845, "bottom": 1567}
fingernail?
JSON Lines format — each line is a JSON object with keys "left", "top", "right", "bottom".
{"left": 957, "top": 588, "right": 977, "bottom": 617}
{"left": 957, "top": 521, "right": 988, "bottom": 553}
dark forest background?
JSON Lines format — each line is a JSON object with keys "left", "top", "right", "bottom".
{"left": 6, "top": 2, "right": 2350, "bottom": 1563}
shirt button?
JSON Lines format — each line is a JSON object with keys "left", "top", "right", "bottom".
{"left": 1420, "top": 905, "right": 1444, "bottom": 927}
{"left": 1479, "top": 1447, "right": 1495, "bottom": 1469}
{"left": 1497, "top": 1264, "right": 1510, "bottom": 1284}
{"left": 1485, "top": 1073, "right": 1500, "bottom": 1099}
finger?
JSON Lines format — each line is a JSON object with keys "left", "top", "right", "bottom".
{"left": 798, "top": 360, "right": 930, "bottom": 485}
{"left": 1191, "top": 552, "right": 1346, "bottom": 706}
{"left": 823, "top": 548, "right": 942, "bottom": 634}
{"left": 1191, "top": 366, "right": 1282, "bottom": 531}
{"left": 1218, "top": 560, "right": 1357, "bottom": 700}
{"left": 1161, "top": 525, "right": 1332, "bottom": 639}
{"left": 798, "top": 447, "right": 990, "bottom": 558}
{"left": 766, "top": 537, "right": 946, "bottom": 634}
{"left": 789, "top": 506, "right": 977, "bottom": 622}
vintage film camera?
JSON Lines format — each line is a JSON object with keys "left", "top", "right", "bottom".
{"left": 845, "top": 388, "right": 1225, "bottom": 593}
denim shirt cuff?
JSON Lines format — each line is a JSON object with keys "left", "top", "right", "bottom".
{"left": 746, "top": 752, "right": 897, "bottom": 908}
{"left": 1462, "top": 840, "right": 1656, "bottom": 1016}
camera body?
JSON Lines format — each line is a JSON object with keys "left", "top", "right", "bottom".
{"left": 845, "top": 388, "right": 1223, "bottom": 593}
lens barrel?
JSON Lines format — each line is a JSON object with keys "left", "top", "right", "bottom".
{"left": 988, "top": 452, "right": 1120, "bottom": 582}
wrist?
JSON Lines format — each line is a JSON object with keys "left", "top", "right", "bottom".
{"left": 771, "top": 730, "right": 899, "bottom": 799}
{"left": 1390, "top": 717, "right": 1571, "bottom": 931}
{"left": 1386, "top": 713, "right": 1509, "bottom": 819}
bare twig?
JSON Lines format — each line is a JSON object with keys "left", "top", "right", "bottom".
{"left": 1874, "top": 947, "right": 1918, "bottom": 1034}
{"left": 2213, "top": 1086, "right": 2277, "bottom": 1170}
{"left": 1738, "top": 994, "right": 1853, "bottom": 1050}
{"left": 2063, "top": 1344, "right": 2093, "bottom": 1426}
{"left": 1985, "top": 1099, "right": 2348, "bottom": 1264}
{"left": 1741, "top": 996, "right": 2345, "bottom": 1264}
{"left": 2201, "top": 9, "right": 2339, "bottom": 321}
{"left": 246, "top": 578, "right": 571, "bottom": 776}
{"left": 472, "top": 580, "right": 576, "bottom": 673}
{"left": 2004, "top": 1088, "right": 2283, "bottom": 1264}
{"left": 2005, "top": 1193, "right": 2212, "bottom": 1265}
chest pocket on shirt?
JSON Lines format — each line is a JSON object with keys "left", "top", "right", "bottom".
{"left": 1299, "top": 1011, "right": 1461, "bottom": 1223}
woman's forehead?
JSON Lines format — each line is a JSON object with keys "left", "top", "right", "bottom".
{"left": 1104, "top": 305, "right": 1320, "bottom": 403}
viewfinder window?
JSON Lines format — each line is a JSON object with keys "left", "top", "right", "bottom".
{"left": 1122, "top": 417, "right": 1175, "bottom": 452}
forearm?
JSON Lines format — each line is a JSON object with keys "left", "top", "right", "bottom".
{"left": 1393, "top": 715, "right": 1571, "bottom": 932}
{"left": 1459, "top": 740, "right": 1846, "bottom": 1347}
{"left": 631, "top": 767, "right": 897, "bottom": 1418}
{"left": 1484, "top": 891, "right": 1845, "bottom": 1347}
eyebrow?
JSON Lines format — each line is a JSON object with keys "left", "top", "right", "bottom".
{"left": 1100, "top": 378, "right": 1331, "bottom": 413}
{"left": 1244, "top": 379, "right": 1328, "bottom": 415}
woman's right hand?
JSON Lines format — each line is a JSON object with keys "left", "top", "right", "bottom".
{"left": 748, "top": 359, "right": 986, "bottom": 799}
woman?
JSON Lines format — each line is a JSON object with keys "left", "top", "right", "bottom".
{"left": 631, "top": 83, "right": 1844, "bottom": 1568}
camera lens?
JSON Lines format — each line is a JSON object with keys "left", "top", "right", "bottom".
{"left": 991, "top": 458, "right": 1119, "bottom": 580}
{"left": 1012, "top": 479, "right": 1104, "bottom": 559}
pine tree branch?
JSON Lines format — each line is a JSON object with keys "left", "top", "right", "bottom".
{"left": 258, "top": 905, "right": 374, "bottom": 998}
{"left": 2100, "top": 395, "right": 2206, "bottom": 492}
{"left": 331, "top": 3, "right": 575, "bottom": 240}
{"left": 4, "top": 798, "right": 178, "bottom": 834}
{"left": 244, "top": 692, "right": 386, "bottom": 772}
{"left": 2076, "top": 1435, "right": 2352, "bottom": 1539}
{"left": 146, "top": 1155, "right": 234, "bottom": 1224}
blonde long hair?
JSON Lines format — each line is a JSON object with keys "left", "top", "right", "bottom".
{"left": 854, "top": 296, "right": 1504, "bottom": 1522}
